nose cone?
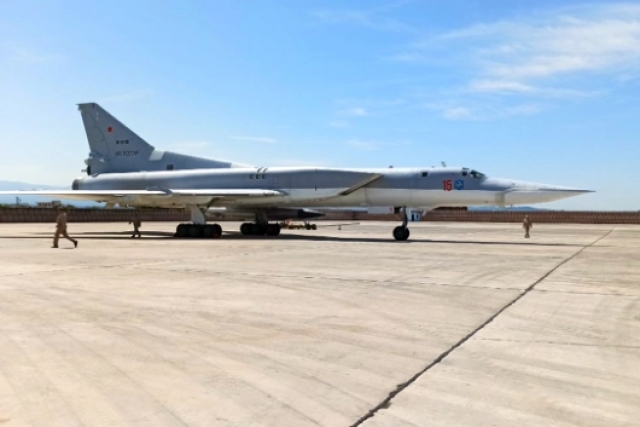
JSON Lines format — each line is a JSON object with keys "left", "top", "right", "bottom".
{"left": 504, "top": 181, "right": 594, "bottom": 205}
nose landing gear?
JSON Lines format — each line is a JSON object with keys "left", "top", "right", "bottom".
{"left": 393, "top": 226, "right": 410, "bottom": 241}
{"left": 392, "top": 207, "right": 410, "bottom": 241}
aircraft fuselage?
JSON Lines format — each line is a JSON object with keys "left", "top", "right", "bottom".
{"left": 71, "top": 165, "right": 588, "bottom": 210}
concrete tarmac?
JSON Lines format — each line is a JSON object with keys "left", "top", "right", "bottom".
{"left": 0, "top": 221, "right": 637, "bottom": 427}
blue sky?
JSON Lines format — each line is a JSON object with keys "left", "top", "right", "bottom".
{"left": 1, "top": 0, "right": 639, "bottom": 210}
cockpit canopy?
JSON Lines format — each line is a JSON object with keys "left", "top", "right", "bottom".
{"left": 462, "top": 167, "right": 487, "bottom": 180}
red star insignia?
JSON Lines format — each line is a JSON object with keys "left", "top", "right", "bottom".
{"left": 107, "top": 126, "right": 113, "bottom": 133}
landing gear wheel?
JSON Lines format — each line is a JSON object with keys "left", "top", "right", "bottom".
{"left": 187, "top": 224, "right": 203, "bottom": 238}
{"left": 202, "top": 224, "right": 215, "bottom": 238}
{"left": 240, "top": 223, "right": 251, "bottom": 235}
{"left": 251, "top": 224, "right": 266, "bottom": 235}
{"left": 212, "top": 223, "right": 222, "bottom": 238}
{"left": 266, "top": 224, "right": 281, "bottom": 236}
{"left": 176, "top": 223, "right": 188, "bottom": 238}
{"left": 393, "top": 226, "right": 410, "bottom": 241}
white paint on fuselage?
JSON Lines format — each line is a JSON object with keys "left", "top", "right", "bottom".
{"left": 72, "top": 166, "right": 589, "bottom": 209}
{"left": 93, "top": 187, "right": 584, "bottom": 210}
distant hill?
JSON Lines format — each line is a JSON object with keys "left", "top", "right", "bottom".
{"left": 0, "top": 180, "right": 65, "bottom": 191}
{"left": 0, "top": 180, "right": 103, "bottom": 208}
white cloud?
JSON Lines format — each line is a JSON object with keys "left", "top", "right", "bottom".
{"left": 1, "top": 44, "right": 63, "bottom": 64}
{"left": 468, "top": 80, "right": 602, "bottom": 98}
{"left": 442, "top": 107, "right": 474, "bottom": 120}
{"left": 427, "top": 102, "right": 541, "bottom": 121}
{"left": 435, "top": 4, "right": 640, "bottom": 85}
{"left": 340, "top": 107, "right": 368, "bottom": 116}
{"left": 347, "top": 139, "right": 378, "bottom": 150}
{"left": 362, "top": 3, "right": 640, "bottom": 120}
{"left": 469, "top": 80, "right": 536, "bottom": 94}
{"left": 503, "top": 104, "right": 542, "bottom": 116}
{"left": 329, "top": 120, "right": 349, "bottom": 128}
{"left": 387, "top": 52, "right": 430, "bottom": 63}
{"left": 230, "top": 136, "right": 277, "bottom": 144}
{"left": 312, "top": 2, "right": 420, "bottom": 34}
{"left": 320, "top": 3, "right": 640, "bottom": 121}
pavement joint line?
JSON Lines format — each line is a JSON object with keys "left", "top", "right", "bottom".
{"left": 533, "top": 289, "right": 639, "bottom": 297}
{"left": 129, "top": 269, "right": 523, "bottom": 292}
{"left": 348, "top": 227, "right": 615, "bottom": 427}
{"left": 477, "top": 338, "right": 640, "bottom": 348}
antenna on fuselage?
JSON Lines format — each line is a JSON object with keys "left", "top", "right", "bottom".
{"left": 441, "top": 161, "right": 447, "bottom": 167}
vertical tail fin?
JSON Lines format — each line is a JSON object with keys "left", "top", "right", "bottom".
{"left": 78, "top": 102, "right": 155, "bottom": 174}
{"left": 77, "top": 102, "right": 250, "bottom": 174}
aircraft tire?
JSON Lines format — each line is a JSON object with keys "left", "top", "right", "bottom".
{"left": 212, "top": 223, "right": 222, "bottom": 237}
{"left": 202, "top": 224, "right": 215, "bottom": 238}
{"left": 251, "top": 224, "right": 266, "bottom": 235}
{"left": 188, "top": 224, "right": 203, "bottom": 238}
{"left": 240, "top": 223, "right": 252, "bottom": 235}
{"left": 393, "top": 226, "right": 410, "bottom": 241}
{"left": 176, "top": 223, "right": 188, "bottom": 238}
{"left": 266, "top": 224, "right": 281, "bottom": 236}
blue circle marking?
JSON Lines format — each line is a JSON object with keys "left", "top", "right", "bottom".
{"left": 454, "top": 179, "right": 465, "bottom": 190}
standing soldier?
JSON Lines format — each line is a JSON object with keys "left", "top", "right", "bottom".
{"left": 53, "top": 207, "right": 78, "bottom": 248}
{"left": 523, "top": 215, "right": 532, "bottom": 238}
{"left": 129, "top": 212, "right": 142, "bottom": 238}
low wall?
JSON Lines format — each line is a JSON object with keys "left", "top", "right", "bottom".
{"left": 320, "top": 210, "right": 640, "bottom": 224}
{"left": 0, "top": 208, "right": 189, "bottom": 223}
{"left": 0, "top": 207, "right": 638, "bottom": 224}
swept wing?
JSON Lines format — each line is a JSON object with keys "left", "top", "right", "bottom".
{"left": 0, "top": 188, "right": 284, "bottom": 203}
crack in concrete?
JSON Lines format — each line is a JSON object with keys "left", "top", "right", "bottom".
{"left": 534, "top": 289, "right": 639, "bottom": 297}
{"left": 348, "top": 228, "right": 615, "bottom": 427}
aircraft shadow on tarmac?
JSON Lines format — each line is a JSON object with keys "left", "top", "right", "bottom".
{"left": 0, "top": 230, "right": 585, "bottom": 247}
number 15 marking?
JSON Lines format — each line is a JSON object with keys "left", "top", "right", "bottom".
{"left": 443, "top": 179, "right": 452, "bottom": 191}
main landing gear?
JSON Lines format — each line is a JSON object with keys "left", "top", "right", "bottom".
{"left": 175, "top": 223, "right": 222, "bottom": 238}
{"left": 240, "top": 222, "right": 281, "bottom": 236}
{"left": 240, "top": 209, "right": 281, "bottom": 237}
{"left": 392, "top": 207, "right": 410, "bottom": 241}
{"left": 174, "top": 206, "right": 223, "bottom": 238}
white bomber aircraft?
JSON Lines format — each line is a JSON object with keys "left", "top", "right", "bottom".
{"left": 0, "top": 103, "right": 593, "bottom": 241}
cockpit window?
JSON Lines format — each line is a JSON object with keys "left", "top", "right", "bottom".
{"left": 470, "top": 170, "right": 487, "bottom": 179}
